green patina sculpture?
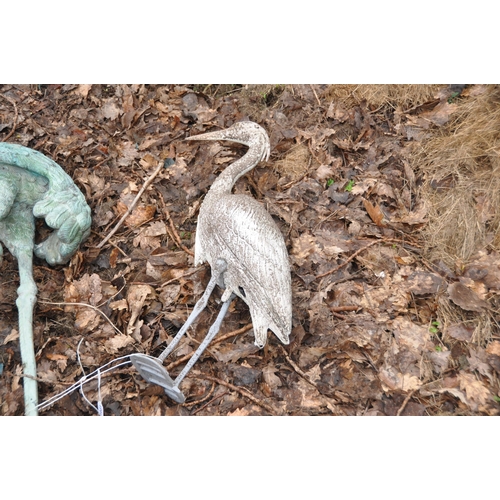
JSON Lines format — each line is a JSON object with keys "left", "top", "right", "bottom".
{"left": 0, "top": 143, "right": 91, "bottom": 416}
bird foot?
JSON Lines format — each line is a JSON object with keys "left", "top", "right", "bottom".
{"left": 130, "top": 354, "right": 186, "bottom": 404}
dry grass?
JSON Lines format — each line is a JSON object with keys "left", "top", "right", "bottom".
{"left": 412, "top": 85, "right": 500, "bottom": 267}
{"left": 322, "top": 84, "right": 500, "bottom": 348}
{"left": 437, "top": 293, "right": 494, "bottom": 347}
{"left": 406, "top": 85, "right": 500, "bottom": 345}
{"left": 273, "top": 143, "right": 310, "bottom": 180}
{"left": 324, "top": 84, "right": 442, "bottom": 109}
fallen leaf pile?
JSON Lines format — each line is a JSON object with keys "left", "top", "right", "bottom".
{"left": 0, "top": 84, "right": 498, "bottom": 415}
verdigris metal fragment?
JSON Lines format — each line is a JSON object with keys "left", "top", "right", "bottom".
{"left": 0, "top": 143, "right": 91, "bottom": 416}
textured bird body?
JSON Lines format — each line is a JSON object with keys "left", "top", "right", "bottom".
{"left": 189, "top": 122, "right": 292, "bottom": 348}
{"left": 130, "top": 121, "right": 292, "bottom": 402}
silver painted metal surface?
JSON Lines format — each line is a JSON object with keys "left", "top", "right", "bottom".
{"left": 189, "top": 121, "right": 292, "bottom": 348}
{"left": 132, "top": 121, "right": 292, "bottom": 403}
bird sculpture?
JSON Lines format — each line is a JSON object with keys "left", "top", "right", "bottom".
{"left": 131, "top": 121, "right": 292, "bottom": 403}
{"left": 0, "top": 143, "right": 92, "bottom": 415}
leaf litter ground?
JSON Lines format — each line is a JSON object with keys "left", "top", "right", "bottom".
{"left": 0, "top": 84, "right": 499, "bottom": 416}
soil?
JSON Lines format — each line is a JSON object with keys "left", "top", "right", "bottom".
{"left": 0, "top": 84, "right": 499, "bottom": 416}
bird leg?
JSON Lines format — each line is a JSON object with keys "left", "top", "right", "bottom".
{"left": 130, "top": 259, "right": 233, "bottom": 403}
{"left": 173, "top": 293, "right": 234, "bottom": 386}
{"left": 15, "top": 249, "right": 39, "bottom": 416}
{"left": 158, "top": 258, "right": 228, "bottom": 362}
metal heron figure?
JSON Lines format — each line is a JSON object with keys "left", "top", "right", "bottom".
{"left": 131, "top": 121, "right": 292, "bottom": 403}
{"left": 0, "top": 143, "right": 91, "bottom": 415}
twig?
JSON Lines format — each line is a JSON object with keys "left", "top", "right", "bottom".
{"left": 182, "top": 382, "right": 216, "bottom": 408}
{"left": 38, "top": 300, "right": 122, "bottom": 336}
{"left": 329, "top": 310, "right": 348, "bottom": 320}
{"left": 160, "top": 267, "right": 202, "bottom": 288}
{"left": 310, "top": 85, "right": 322, "bottom": 106}
{"left": 157, "top": 189, "right": 194, "bottom": 257}
{"left": 0, "top": 93, "right": 18, "bottom": 142}
{"left": 329, "top": 305, "right": 360, "bottom": 319}
{"left": 167, "top": 216, "right": 193, "bottom": 256}
{"left": 315, "top": 237, "right": 421, "bottom": 281}
{"left": 212, "top": 323, "right": 253, "bottom": 345}
{"left": 279, "top": 345, "right": 341, "bottom": 415}
{"left": 190, "top": 374, "right": 278, "bottom": 415}
{"left": 396, "top": 389, "right": 417, "bottom": 416}
{"left": 97, "top": 160, "right": 166, "bottom": 249}
{"left": 192, "top": 390, "right": 228, "bottom": 415}
{"left": 315, "top": 240, "right": 380, "bottom": 281}
{"left": 330, "top": 305, "right": 359, "bottom": 312}
{"left": 166, "top": 323, "right": 253, "bottom": 370}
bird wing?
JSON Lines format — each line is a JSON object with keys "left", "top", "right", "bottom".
{"left": 197, "top": 193, "right": 292, "bottom": 346}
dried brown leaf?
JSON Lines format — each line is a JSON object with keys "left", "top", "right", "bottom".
{"left": 228, "top": 408, "right": 251, "bottom": 416}
{"left": 420, "top": 101, "right": 457, "bottom": 126}
{"left": 486, "top": 341, "right": 500, "bottom": 357}
{"left": 447, "top": 282, "right": 489, "bottom": 312}
{"left": 127, "top": 285, "right": 154, "bottom": 335}
{"left": 446, "top": 323, "right": 474, "bottom": 341}
{"left": 396, "top": 200, "right": 428, "bottom": 225}
{"left": 392, "top": 317, "right": 432, "bottom": 353}
{"left": 406, "top": 271, "right": 446, "bottom": 295}
{"left": 100, "top": 99, "right": 121, "bottom": 120}
{"left": 105, "top": 334, "right": 136, "bottom": 353}
{"left": 213, "top": 344, "right": 260, "bottom": 363}
{"left": 467, "top": 348, "right": 493, "bottom": 382}
{"left": 75, "top": 84, "right": 92, "bottom": 98}
{"left": 109, "top": 299, "right": 128, "bottom": 311}
{"left": 123, "top": 204, "right": 156, "bottom": 228}
{"left": 3, "top": 329, "right": 19, "bottom": 345}
{"left": 290, "top": 233, "right": 319, "bottom": 266}
{"left": 64, "top": 273, "right": 103, "bottom": 307}
{"left": 363, "top": 198, "right": 385, "bottom": 226}
{"left": 464, "top": 252, "right": 500, "bottom": 290}
{"left": 117, "top": 141, "right": 140, "bottom": 166}
{"left": 262, "top": 364, "right": 282, "bottom": 389}
{"left": 459, "top": 372, "right": 490, "bottom": 409}
{"left": 379, "top": 367, "right": 422, "bottom": 392}
{"left": 351, "top": 178, "right": 376, "bottom": 196}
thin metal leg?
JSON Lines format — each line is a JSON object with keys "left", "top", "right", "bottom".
{"left": 131, "top": 259, "right": 231, "bottom": 404}
{"left": 174, "top": 294, "right": 234, "bottom": 386}
{"left": 16, "top": 250, "right": 38, "bottom": 416}
{"left": 158, "top": 259, "right": 227, "bottom": 362}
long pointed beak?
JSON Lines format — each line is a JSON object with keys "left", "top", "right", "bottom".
{"left": 185, "top": 129, "right": 226, "bottom": 142}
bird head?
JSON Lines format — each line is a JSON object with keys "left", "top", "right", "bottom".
{"left": 186, "top": 121, "right": 270, "bottom": 163}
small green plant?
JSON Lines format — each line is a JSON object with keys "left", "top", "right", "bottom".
{"left": 345, "top": 180, "right": 355, "bottom": 192}
{"left": 448, "top": 91, "right": 460, "bottom": 104}
{"left": 326, "top": 178, "right": 334, "bottom": 187}
{"left": 494, "top": 395, "right": 500, "bottom": 403}
{"left": 429, "top": 321, "right": 440, "bottom": 334}
{"left": 435, "top": 345, "right": 443, "bottom": 352}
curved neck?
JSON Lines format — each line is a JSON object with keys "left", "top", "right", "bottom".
{"left": 207, "top": 143, "right": 263, "bottom": 196}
